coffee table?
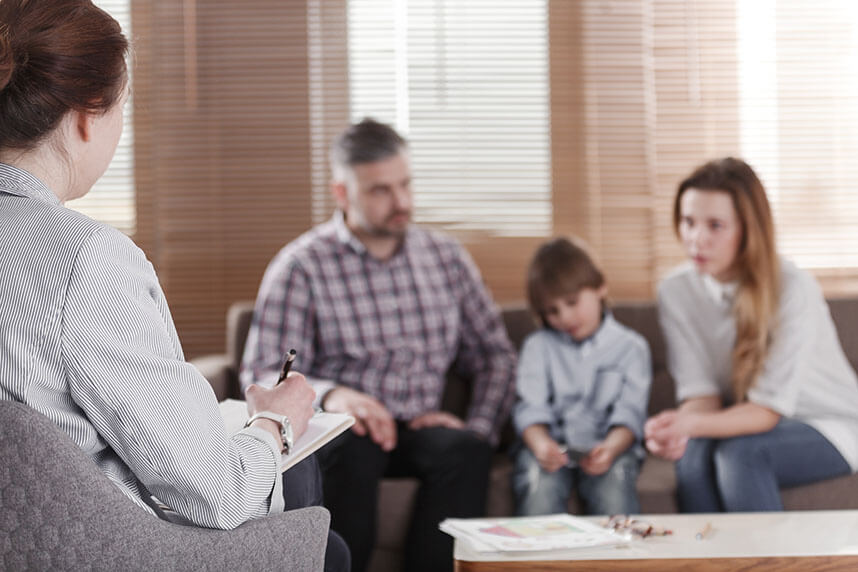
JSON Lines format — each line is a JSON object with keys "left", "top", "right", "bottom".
{"left": 453, "top": 510, "right": 858, "bottom": 570}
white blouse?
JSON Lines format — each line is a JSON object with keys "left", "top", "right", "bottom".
{"left": 658, "top": 259, "right": 858, "bottom": 471}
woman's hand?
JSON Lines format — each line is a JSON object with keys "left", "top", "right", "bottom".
{"left": 644, "top": 409, "right": 692, "bottom": 461}
{"left": 646, "top": 398, "right": 779, "bottom": 459}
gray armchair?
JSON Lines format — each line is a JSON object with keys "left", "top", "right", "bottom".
{"left": 0, "top": 399, "right": 330, "bottom": 571}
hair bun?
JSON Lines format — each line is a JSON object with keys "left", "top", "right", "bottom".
{"left": 0, "top": 25, "right": 14, "bottom": 91}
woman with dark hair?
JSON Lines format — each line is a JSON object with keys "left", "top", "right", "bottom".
{"left": 0, "top": 2, "right": 348, "bottom": 567}
{"left": 645, "top": 157, "right": 858, "bottom": 512}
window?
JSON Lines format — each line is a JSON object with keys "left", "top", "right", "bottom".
{"left": 737, "top": 0, "right": 858, "bottom": 270}
{"left": 556, "top": 0, "right": 858, "bottom": 297}
{"left": 341, "top": 0, "right": 551, "bottom": 237}
{"left": 66, "top": 0, "right": 135, "bottom": 235}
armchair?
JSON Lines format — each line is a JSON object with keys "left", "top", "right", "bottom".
{"left": 0, "top": 399, "right": 330, "bottom": 571}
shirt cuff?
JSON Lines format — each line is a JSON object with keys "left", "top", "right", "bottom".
{"left": 238, "top": 426, "right": 285, "bottom": 515}
{"left": 607, "top": 408, "right": 644, "bottom": 440}
{"left": 513, "top": 409, "right": 554, "bottom": 436}
{"left": 465, "top": 416, "right": 495, "bottom": 444}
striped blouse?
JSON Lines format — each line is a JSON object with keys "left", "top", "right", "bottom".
{"left": 0, "top": 163, "right": 283, "bottom": 529}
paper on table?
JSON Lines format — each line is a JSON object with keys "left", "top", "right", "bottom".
{"left": 219, "top": 398, "right": 354, "bottom": 471}
{"left": 440, "top": 513, "right": 628, "bottom": 553}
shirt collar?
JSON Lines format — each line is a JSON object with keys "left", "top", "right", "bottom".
{"left": 0, "top": 163, "right": 61, "bottom": 206}
{"left": 332, "top": 210, "right": 367, "bottom": 254}
{"left": 554, "top": 310, "right": 618, "bottom": 355}
{"left": 701, "top": 272, "right": 738, "bottom": 306}
{"left": 331, "top": 209, "right": 412, "bottom": 261}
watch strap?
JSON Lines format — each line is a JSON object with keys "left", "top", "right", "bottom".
{"left": 244, "top": 411, "right": 293, "bottom": 454}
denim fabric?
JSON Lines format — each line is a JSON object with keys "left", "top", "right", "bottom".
{"left": 676, "top": 417, "right": 851, "bottom": 512}
{"left": 512, "top": 446, "right": 641, "bottom": 516}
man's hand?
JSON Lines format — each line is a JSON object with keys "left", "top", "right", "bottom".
{"left": 323, "top": 386, "right": 397, "bottom": 451}
{"left": 408, "top": 411, "right": 465, "bottom": 431}
{"left": 245, "top": 372, "right": 316, "bottom": 441}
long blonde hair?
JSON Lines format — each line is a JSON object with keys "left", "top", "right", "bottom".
{"left": 674, "top": 158, "right": 780, "bottom": 401}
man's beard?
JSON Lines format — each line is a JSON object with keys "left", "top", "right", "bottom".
{"left": 366, "top": 211, "right": 410, "bottom": 237}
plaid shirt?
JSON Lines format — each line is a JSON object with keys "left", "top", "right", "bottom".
{"left": 240, "top": 213, "right": 516, "bottom": 444}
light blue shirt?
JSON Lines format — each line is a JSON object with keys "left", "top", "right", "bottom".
{"left": 513, "top": 312, "right": 652, "bottom": 455}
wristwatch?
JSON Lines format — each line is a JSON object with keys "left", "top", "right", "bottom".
{"left": 244, "top": 411, "right": 294, "bottom": 454}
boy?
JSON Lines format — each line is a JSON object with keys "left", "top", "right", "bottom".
{"left": 512, "top": 237, "right": 652, "bottom": 515}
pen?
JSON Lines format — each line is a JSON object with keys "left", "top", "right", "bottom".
{"left": 277, "top": 349, "right": 297, "bottom": 384}
{"left": 695, "top": 522, "right": 712, "bottom": 540}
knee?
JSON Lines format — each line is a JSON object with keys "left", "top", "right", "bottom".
{"left": 513, "top": 450, "right": 548, "bottom": 495}
{"left": 437, "top": 430, "right": 493, "bottom": 470}
{"left": 581, "top": 454, "right": 640, "bottom": 511}
{"left": 320, "top": 432, "right": 388, "bottom": 482}
{"left": 713, "top": 435, "right": 770, "bottom": 475}
{"left": 676, "top": 438, "right": 713, "bottom": 479}
{"left": 601, "top": 453, "right": 640, "bottom": 489}
{"left": 324, "top": 530, "right": 352, "bottom": 572}
{"left": 512, "top": 452, "right": 570, "bottom": 514}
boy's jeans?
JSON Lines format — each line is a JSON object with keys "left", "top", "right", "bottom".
{"left": 512, "top": 446, "right": 641, "bottom": 516}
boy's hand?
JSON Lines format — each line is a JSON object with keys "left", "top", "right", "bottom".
{"left": 579, "top": 442, "right": 614, "bottom": 475}
{"left": 580, "top": 426, "right": 635, "bottom": 475}
{"left": 533, "top": 437, "right": 569, "bottom": 473}
{"left": 522, "top": 425, "right": 569, "bottom": 473}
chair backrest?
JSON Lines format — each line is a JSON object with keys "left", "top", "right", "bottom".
{"left": 0, "top": 400, "right": 329, "bottom": 571}
{"left": 227, "top": 300, "right": 256, "bottom": 370}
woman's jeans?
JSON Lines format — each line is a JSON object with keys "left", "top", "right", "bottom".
{"left": 512, "top": 446, "right": 641, "bottom": 516}
{"left": 676, "top": 417, "right": 850, "bottom": 512}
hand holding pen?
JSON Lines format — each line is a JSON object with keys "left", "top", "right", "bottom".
{"left": 244, "top": 348, "right": 314, "bottom": 438}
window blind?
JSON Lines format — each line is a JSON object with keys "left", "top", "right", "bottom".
{"left": 343, "top": 0, "right": 552, "bottom": 237}
{"left": 66, "top": 0, "right": 136, "bottom": 235}
{"left": 132, "top": 0, "right": 320, "bottom": 357}
{"left": 556, "top": 0, "right": 858, "bottom": 298}
{"left": 127, "top": 0, "right": 858, "bottom": 357}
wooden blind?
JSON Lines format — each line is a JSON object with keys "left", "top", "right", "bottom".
{"left": 554, "top": 0, "right": 858, "bottom": 298}
{"left": 302, "top": 0, "right": 553, "bottom": 303}
{"left": 344, "top": 0, "right": 552, "bottom": 238}
{"left": 126, "top": 0, "right": 858, "bottom": 357}
{"left": 132, "top": 0, "right": 317, "bottom": 358}
{"left": 66, "top": 0, "right": 136, "bottom": 234}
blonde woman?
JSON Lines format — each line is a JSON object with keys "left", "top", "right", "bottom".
{"left": 645, "top": 157, "right": 858, "bottom": 511}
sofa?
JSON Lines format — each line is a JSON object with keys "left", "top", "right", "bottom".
{"left": 192, "top": 297, "right": 858, "bottom": 572}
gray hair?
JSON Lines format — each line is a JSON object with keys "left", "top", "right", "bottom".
{"left": 329, "top": 118, "right": 408, "bottom": 182}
